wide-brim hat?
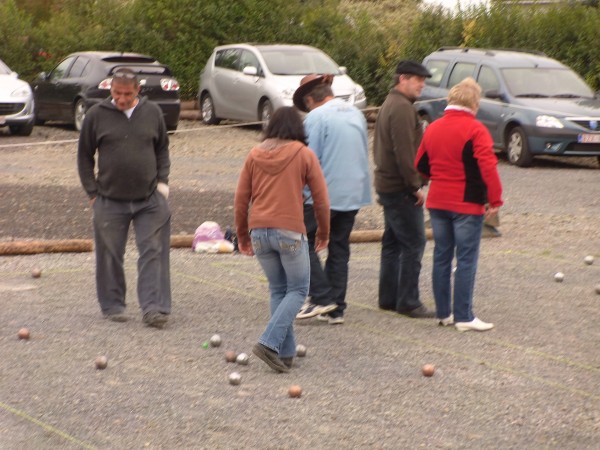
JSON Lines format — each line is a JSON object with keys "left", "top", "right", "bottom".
{"left": 293, "top": 74, "right": 334, "bottom": 112}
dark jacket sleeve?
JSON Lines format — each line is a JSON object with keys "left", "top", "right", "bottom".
{"left": 154, "top": 106, "right": 170, "bottom": 184}
{"left": 389, "top": 99, "right": 423, "bottom": 192}
{"left": 77, "top": 108, "right": 98, "bottom": 199}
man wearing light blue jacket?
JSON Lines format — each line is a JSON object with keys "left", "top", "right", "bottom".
{"left": 293, "top": 74, "right": 372, "bottom": 324}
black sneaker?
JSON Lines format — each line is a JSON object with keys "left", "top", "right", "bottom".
{"left": 143, "top": 311, "right": 168, "bottom": 329}
{"left": 252, "top": 343, "right": 289, "bottom": 373}
{"left": 296, "top": 302, "right": 337, "bottom": 319}
{"left": 397, "top": 305, "right": 435, "bottom": 319}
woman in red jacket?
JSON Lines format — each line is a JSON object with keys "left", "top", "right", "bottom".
{"left": 415, "top": 77, "right": 503, "bottom": 332}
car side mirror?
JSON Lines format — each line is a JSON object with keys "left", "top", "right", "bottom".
{"left": 242, "top": 66, "right": 258, "bottom": 76}
{"left": 38, "top": 72, "right": 48, "bottom": 80}
{"left": 338, "top": 66, "right": 348, "bottom": 75}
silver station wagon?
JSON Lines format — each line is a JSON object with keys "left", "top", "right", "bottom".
{"left": 415, "top": 47, "right": 600, "bottom": 167}
{"left": 198, "top": 43, "right": 367, "bottom": 127}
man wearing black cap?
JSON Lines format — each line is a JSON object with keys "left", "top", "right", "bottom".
{"left": 373, "top": 60, "right": 435, "bottom": 318}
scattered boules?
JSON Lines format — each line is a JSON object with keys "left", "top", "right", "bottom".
{"left": 422, "top": 364, "right": 435, "bottom": 377}
{"left": 288, "top": 385, "right": 302, "bottom": 398}
{"left": 17, "top": 328, "right": 30, "bottom": 340}
{"left": 31, "top": 268, "right": 42, "bottom": 278}
{"left": 296, "top": 344, "right": 307, "bottom": 357}
{"left": 209, "top": 334, "right": 222, "bottom": 347}
{"left": 225, "top": 350, "right": 237, "bottom": 363}
{"left": 584, "top": 255, "right": 594, "bottom": 265}
{"left": 554, "top": 272, "right": 564, "bottom": 282}
{"left": 95, "top": 356, "right": 108, "bottom": 370}
{"left": 228, "top": 372, "right": 241, "bottom": 385}
{"left": 236, "top": 353, "right": 249, "bottom": 365}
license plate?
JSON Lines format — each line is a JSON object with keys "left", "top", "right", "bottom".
{"left": 0, "top": 116, "right": 5, "bottom": 125}
{"left": 578, "top": 133, "right": 600, "bottom": 143}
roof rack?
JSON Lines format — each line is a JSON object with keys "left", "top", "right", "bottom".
{"left": 436, "top": 46, "right": 546, "bottom": 56}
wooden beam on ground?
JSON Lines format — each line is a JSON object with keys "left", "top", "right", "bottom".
{"left": 0, "top": 239, "right": 93, "bottom": 255}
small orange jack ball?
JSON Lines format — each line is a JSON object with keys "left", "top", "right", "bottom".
{"left": 422, "top": 364, "right": 435, "bottom": 377}
{"left": 288, "top": 385, "right": 302, "bottom": 398}
{"left": 18, "top": 328, "right": 30, "bottom": 340}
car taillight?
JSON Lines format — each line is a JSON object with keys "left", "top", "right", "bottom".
{"left": 98, "top": 78, "right": 112, "bottom": 90}
{"left": 161, "top": 78, "right": 180, "bottom": 91}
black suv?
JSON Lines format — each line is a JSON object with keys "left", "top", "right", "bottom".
{"left": 32, "top": 51, "right": 180, "bottom": 131}
{"left": 415, "top": 47, "right": 600, "bottom": 167}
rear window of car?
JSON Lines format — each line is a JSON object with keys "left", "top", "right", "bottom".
{"left": 109, "top": 65, "right": 171, "bottom": 76}
{"left": 425, "top": 60, "right": 449, "bottom": 87}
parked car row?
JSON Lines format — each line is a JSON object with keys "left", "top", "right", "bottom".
{"left": 4, "top": 44, "right": 600, "bottom": 167}
{"left": 415, "top": 47, "right": 600, "bottom": 166}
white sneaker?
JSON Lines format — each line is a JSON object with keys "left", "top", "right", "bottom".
{"left": 455, "top": 317, "right": 494, "bottom": 332}
{"left": 316, "top": 314, "right": 344, "bottom": 325}
{"left": 438, "top": 314, "right": 454, "bottom": 326}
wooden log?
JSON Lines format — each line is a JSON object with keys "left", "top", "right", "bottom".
{"left": 170, "top": 235, "right": 193, "bottom": 248}
{"left": 0, "top": 239, "right": 93, "bottom": 255}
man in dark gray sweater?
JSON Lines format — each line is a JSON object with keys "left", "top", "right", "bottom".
{"left": 78, "top": 69, "right": 172, "bottom": 329}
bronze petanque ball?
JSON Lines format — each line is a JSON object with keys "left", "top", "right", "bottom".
{"left": 18, "top": 328, "right": 30, "bottom": 340}
{"left": 225, "top": 351, "right": 237, "bottom": 363}
{"left": 288, "top": 385, "right": 302, "bottom": 398}
{"left": 95, "top": 356, "right": 108, "bottom": 370}
{"left": 422, "top": 364, "right": 435, "bottom": 377}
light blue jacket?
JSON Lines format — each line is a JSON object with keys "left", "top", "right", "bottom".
{"left": 304, "top": 98, "right": 372, "bottom": 211}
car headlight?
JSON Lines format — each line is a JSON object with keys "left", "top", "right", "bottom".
{"left": 536, "top": 115, "right": 564, "bottom": 128}
{"left": 11, "top": 86, "right": 32, "bottom": 98}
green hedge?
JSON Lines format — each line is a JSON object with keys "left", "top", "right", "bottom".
{"left": 2, "top": 0, "right": 598, "bottom": 105}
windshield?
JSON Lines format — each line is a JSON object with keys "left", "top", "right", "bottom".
{"left": 258, "top": 48, "right": 340, "bottom": 76}
{"left": 0, "top": 59, "right": 12, "bottom": 75}
{"left": 502, "top": 68, "right": 594, "bottom": 98}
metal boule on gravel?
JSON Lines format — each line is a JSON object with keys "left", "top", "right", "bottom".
{"left": 31, "top": 268, "right": 42, "bottom": 278}
{"left": 583, "top": 255, "right": 594, "bottom": 265}
{"left": 209, "top": 334, "right": 222, "bottom": 347}
{"left": 554, "top": 272, "right": 564, "bottom": 282}
{"left": 95, "top": 356, "right": 108, "bottom": 370}
{"left": 225, "top": 351, "right": 237, "bottom": 363}
{"left": 228, "top": 372, "right": 241, "bottom": 385}
{"left": 296, "top": 344, "right": 307, "bottom": 357}
{"left": 17, "top": 328, "right": 30, "bottom": 340}
{"left": 236, "top": 353, "right": 249, "bottom": 365}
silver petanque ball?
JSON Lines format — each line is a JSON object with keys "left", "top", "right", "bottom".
{"left": 209, "top": 334, "right": 222, "bottom": 347}
{"left": 584, "top": 255, "right": 594, "bottom": 265}
{"left": 228, "top": 372, "right": 241, "bottom": 385}
{"left": 236, "top": 352, "right": 249, "bottom": 365}
{"left": 296, "top": 344, "right": 307, "bottom": 357}
{"left": 554, "top": 272, "right": 565, "bottom": 282}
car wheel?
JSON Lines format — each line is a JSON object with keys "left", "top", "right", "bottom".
{"left": 201, "top": 93, "right": 221, "bottom": 125}
{"left": 9, "top": 121, "right": 34, "bottom": 136}
{"left": 506, "top": 126, "right": 533, "bottom": 167}
{"left": 259, "top": 99, "right": 273, "bottom": 130}
{"left": 73, "top": 98, "right": 86, "bottom": 131}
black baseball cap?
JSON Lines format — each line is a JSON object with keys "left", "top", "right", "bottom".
{"left": 395, "top": 60, "right": 432, "bottom": 78}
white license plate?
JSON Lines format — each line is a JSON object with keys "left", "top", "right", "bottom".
{"left": 0, "top": 116, "right": 5, "bottom": 125}
{"left": 578, "top": 133, "right": 600, "bottom": 144}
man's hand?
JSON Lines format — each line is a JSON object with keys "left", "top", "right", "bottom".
{"left": 89, "top": 197, "right": 96, "bottom": 206}
{"left": 238, "top": 240, "right": 254, "bottom": 256}
{"left": 156, "top": 182, "right": 169, "bottom": 199}
{"left": 414, "top": 188, "right": 425, "bottom": 206}
{"left": 485, "top": 206, "right": 500, "bottom": 222}
{"left": 315, "top": 238, "right": 329, "bottom": 253}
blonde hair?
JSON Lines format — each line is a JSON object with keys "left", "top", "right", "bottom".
{"left": 447, "top": 77, "right": 481, "bottom": 110}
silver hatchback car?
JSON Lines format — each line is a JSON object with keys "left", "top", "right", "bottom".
{"left": 198, "top": 43, "right": 367, "bottom": 126}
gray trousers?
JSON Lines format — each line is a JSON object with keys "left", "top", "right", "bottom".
{"left": 92, "top": 191, "right": 171, "bottom": 316}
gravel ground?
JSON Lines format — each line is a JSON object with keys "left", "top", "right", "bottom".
{"left": 0, "top": 120, "right": 599, "bottom": 449}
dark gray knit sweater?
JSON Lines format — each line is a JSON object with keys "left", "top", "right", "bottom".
{"left": 77, "top": 96, "right": 170, "bottom": 201}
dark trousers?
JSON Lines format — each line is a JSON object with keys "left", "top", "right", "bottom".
{"left": 92, "top": 191, "right": 171, "bottom": 316}
{"left": 304, "top": 204, "right": 358, "bottom": 318}
{"left": 377, "top": 191, "right": 426, "bottom": 312}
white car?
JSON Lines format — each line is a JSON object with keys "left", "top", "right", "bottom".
{"left": 198, "top": 43, "right": 367, "bottom": 126}
{"left": 0, "top": 59, "right": 35, "bottom": 136}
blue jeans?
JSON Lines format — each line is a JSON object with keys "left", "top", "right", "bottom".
{"left": 429, "top": 209, "right": 484, "bottom": 322}
{"left": 251, "top": 228, "right": 309, "bottom": 358}
{"left": 304, "top": 204, "right": 358, "bottom": 318}
{"left": 377, "top": 191, "right": 426, "bottom": 312}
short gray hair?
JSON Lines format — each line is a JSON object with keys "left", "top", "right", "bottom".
{"left": 447, "top": 77, "right": 481, "bottom": 110}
